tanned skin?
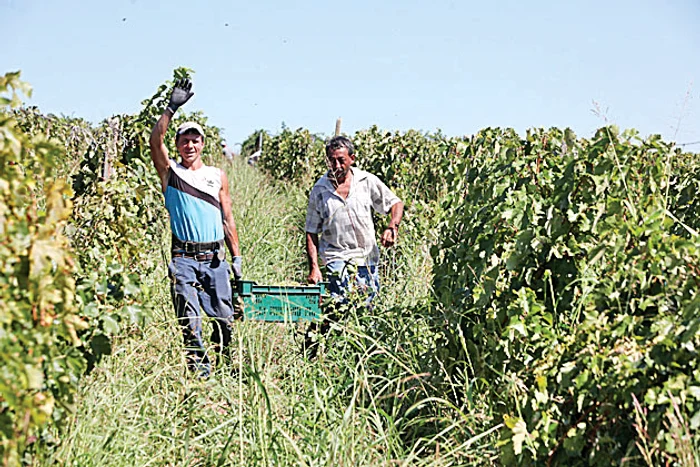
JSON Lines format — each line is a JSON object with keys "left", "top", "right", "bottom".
{"left": 149, "top": 110, "right": 241, "bottom": 258}
{"left": 306, "top": 147, "right": 404, "bottom": 284}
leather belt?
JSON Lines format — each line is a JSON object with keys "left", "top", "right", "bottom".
{"left": 172, "top": 252, "right": 216, "bottom": 262}
{"left": 172, "top": 236, "right": 223, "bottom": 254}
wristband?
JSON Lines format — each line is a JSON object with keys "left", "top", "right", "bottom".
{"left": 165, "top": 106, "right": 177, "bottom": 115}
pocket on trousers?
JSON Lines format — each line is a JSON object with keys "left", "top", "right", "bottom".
{"left": 167, "top": 261, "right": 177, "bottom": 281}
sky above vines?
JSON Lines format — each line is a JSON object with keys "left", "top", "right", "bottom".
{"left": 2, "top": 0, "right": 700, "bottom": 148}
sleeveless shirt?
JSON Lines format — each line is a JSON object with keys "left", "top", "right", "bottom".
{"left": 164, "top": 159, "right": 224, "bottom": 243}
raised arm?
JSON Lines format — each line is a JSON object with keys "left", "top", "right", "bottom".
{"left": 149, "top": 78, "right": 194, "bottom": 191}
{"left": 149, "top": 110, "right": 173, "bottom": 190}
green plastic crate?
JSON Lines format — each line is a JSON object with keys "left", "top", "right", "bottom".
{"left": 233, "top": 280, "right": 327, "bottom": 322}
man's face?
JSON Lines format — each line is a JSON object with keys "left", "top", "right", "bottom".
{"left": 327, "top": 148, "right": 354, "bottom": 183}
{"left": 176, "top": 132, "right": 204, "bottom": 167}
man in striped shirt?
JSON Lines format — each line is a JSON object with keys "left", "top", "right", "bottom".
{"left": 304, "top": 136, "right": 404, "bottom": 355}
{"left": 149, "top": 78, "right": 242, "bottom": 378}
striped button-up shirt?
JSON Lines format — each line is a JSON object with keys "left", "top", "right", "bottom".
{"left": 305, "top": 168, "right": 401, "bottom": 265}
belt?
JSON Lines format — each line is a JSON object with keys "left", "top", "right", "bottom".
{"left": 172, "top": 252, "right": 216, "bottom": 262}
{"left": 172, "top": 236, "right": 223, "bottom": 254}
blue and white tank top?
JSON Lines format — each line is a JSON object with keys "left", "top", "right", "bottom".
{"left": 164, "top": 160, "right": 224, "bottom": 243}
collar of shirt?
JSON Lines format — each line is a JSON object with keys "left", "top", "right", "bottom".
{"left": 318, "top": 167, "right": 370, "bottom": 195}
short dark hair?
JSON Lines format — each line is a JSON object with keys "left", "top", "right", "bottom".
{"left": 325, "top": 136, "right": 354, "bottom": 158}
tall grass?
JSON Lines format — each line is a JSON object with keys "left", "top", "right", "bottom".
{"left": 36, "top": 158, "right": 497, "bottom": 466}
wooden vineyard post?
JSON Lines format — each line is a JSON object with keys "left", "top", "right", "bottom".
{"left": 102, "top": 117, "right": 120, "bottom": 180}
{"left": 335, "top": 117, "right": 342, "bottom": 136}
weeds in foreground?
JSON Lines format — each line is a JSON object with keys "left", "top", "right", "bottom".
{"left": 35, "top": 158, "right": 497, "bottom": 466}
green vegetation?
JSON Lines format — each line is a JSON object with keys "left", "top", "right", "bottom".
{"left": 1, "top": 68, "right": 698, "bottom": 465}
{"left": 0, "top": 72, "right": 81, "bottom": 467}
{"left": 245, "top": 124, "right": 700, "bottom": 465}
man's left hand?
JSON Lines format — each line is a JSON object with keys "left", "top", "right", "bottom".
{"left": 380, "top": 227, "right": 398, "bottom": 248}
{"left": 231, "top": 256, "right": 243, "bottom": 280}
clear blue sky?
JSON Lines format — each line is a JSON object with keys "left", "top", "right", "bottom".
{"left": 3, "top": 0, "right": 699, "bottom": 148}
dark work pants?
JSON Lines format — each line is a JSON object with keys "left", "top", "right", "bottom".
{"left": 168, "top": 255, "right": 234, "bottom": 377}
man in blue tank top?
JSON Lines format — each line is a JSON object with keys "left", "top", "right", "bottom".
{"left": 149, "top": 78, "right": 243, "bottom": 378}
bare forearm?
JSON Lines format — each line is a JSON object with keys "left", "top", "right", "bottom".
{"left": 218, "top": 171, "right": 241, "bottom": 258}
{"left": 224, "top": 221, "right": 241, "bottom": 257}
{"left": 306, "top": 233, "right": 320, "bottom": 270}
{"left": 150, "top": 110, "right": 171, "bottom": 144}
{"left": 149, "top": 110, "right": 173, "bottom": 178}
{"left": 389, "top": 201, "right": 404, "bottom": 229}
{"left": 305, "top": 232, "right": 323, "bottom": 284}
{"left": 379, "top": 201, "right": 404, "bottom": 248}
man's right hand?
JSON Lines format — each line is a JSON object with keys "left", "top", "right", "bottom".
{"left": 307, "top": 267, "right": 323, "bottom": 285}
{"left": 167, "top": 78, "right": 194, "bottom": 113}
